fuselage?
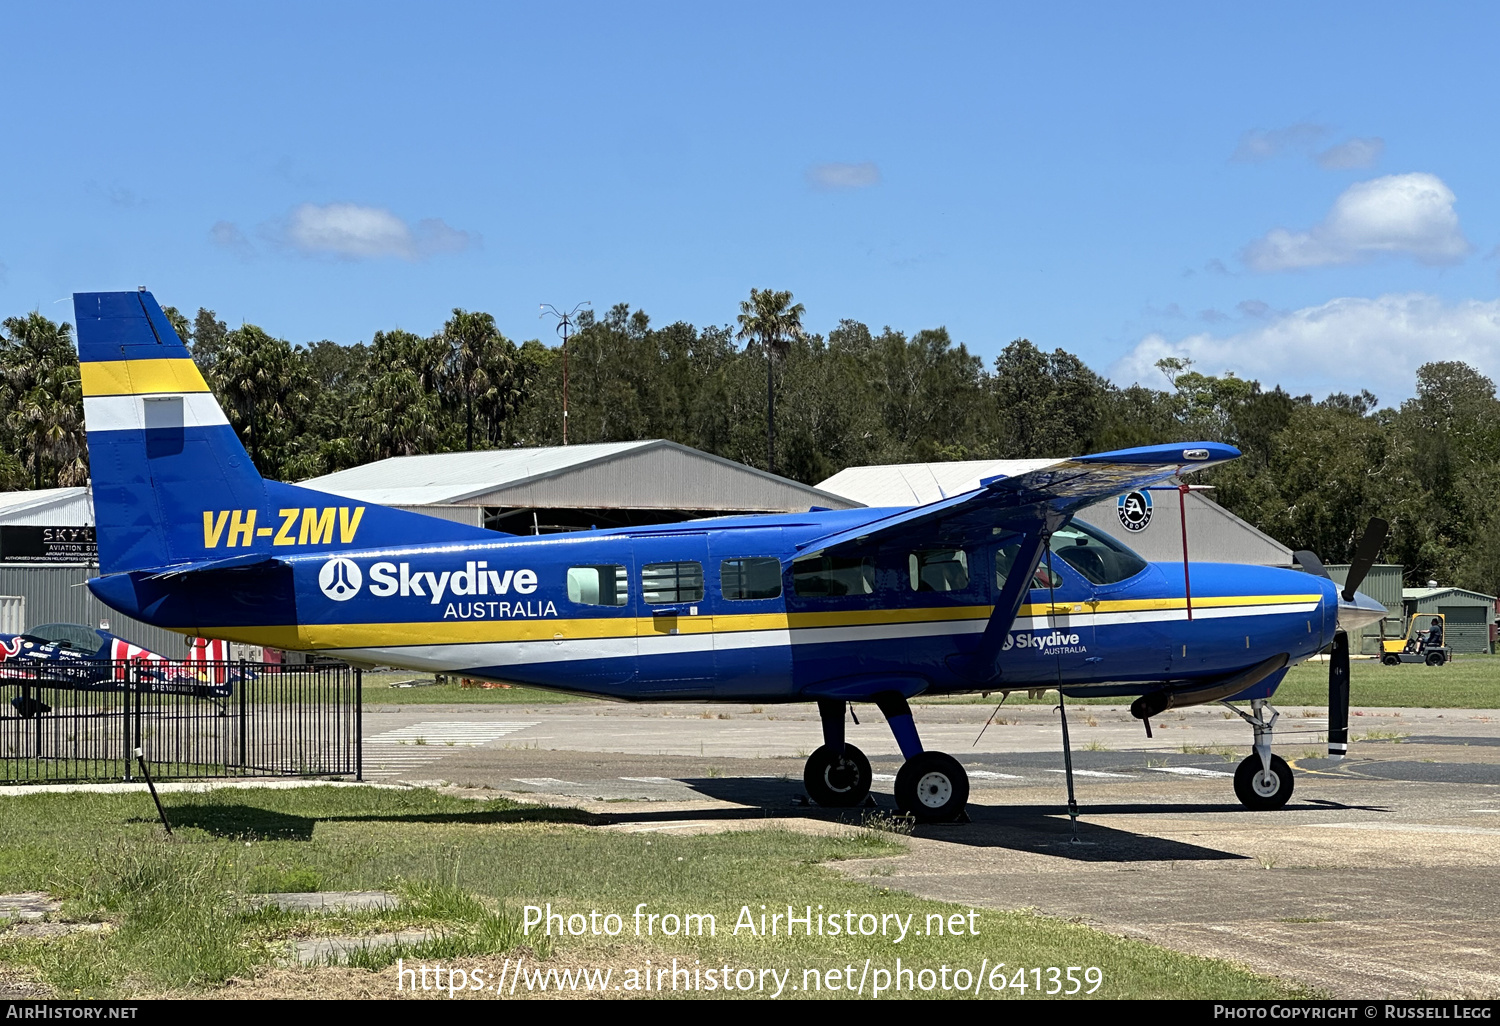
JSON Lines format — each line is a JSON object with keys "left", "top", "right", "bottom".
{"left": 92, "top": 506, "right": 1336, "bottom": 704}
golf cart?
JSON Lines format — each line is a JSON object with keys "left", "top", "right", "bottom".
{"left": 1381, "top": 613, "right": 1451, "bottom": 666}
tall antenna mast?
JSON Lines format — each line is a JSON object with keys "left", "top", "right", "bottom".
{"left": 540, "top": 302, "right": 590, "bottom": 445}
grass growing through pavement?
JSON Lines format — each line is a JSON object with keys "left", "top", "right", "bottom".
{"left": 0, "top": 786, "right": 1308, "bottom": 999}
{"left": 361, "top": 672, "right": 588, "bottom": 706}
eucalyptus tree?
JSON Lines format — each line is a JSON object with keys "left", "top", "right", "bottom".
{"left": 736, "top": 288, "right": 805, "bottom": 474}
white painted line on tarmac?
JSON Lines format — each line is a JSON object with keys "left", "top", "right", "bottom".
{"left": 1150, "top": 766, "right": 1234, "bottom": 778}
{"left": 1309, "top": 822, "right": 1500, "bottom": 836}
{"left": 1044, "top": 769, "right": 1135, "bottom": 778}
{"left": 969, "top": 770, "right": 1024, "bottom": 780}
{"left": 619, "top": 777, "right": 679, "bottom": 784}
{"left": 511, "top": 778, "right": 584, "bottom": 788}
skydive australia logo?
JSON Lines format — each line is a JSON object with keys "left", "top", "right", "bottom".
{"left": 315, "top": 558, "right": 557, "bottom": 620}
{"left": 1001, "top": 630, "right": 1087, "bottom": 655}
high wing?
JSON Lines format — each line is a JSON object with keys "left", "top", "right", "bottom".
{"left": 794, "top": 442, "right": 1239, "bottom": 557}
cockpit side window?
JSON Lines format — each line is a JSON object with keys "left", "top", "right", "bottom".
{"left": 28, "top": 623, "right": 104, "bottom": 653}
{"left": 1048, "top": 523, "right": 1148, "bottom": 585}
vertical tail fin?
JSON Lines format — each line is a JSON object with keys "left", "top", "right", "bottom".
{"left": 76, "top": 290, "right": 267, "bottom": 574}
{"left": 76, "top": 289, "right": 491, "bottom": 579}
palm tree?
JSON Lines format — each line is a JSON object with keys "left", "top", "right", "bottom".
{"left": 736, "top": 289, "right": 805, "bottom": 474}
{"left": 443, "top": 309, "right": 501, "bottom": 451}
{"left": 1, "top": 313, "right": 86, "bottom": 489}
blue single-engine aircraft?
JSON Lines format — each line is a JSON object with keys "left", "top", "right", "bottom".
{"left": 73, "top": 289, "right": 1389, "bottom": 821}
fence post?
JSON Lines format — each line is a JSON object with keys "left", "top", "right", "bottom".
{"left": 238, "top": 658, "right": 248, "bottom": 775}
{"left": 355, "top": 667, "right": 363, "bottom": 782}
{"left": 122, "top": 662, "right": 133, "bottom": 782}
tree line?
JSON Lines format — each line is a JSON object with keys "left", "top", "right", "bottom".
{"left": 2, "top": 295, "right": 1498, "bottom": 596}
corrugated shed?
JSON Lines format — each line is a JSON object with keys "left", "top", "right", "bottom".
{"left": 304, "top": 440, "right": 859, "bottom": 513}
{"left": 0, "top": 488, "right": 93, "bottom": 527}
{"left": 1403, "top": 586, "right": 1497, "bottom": 653}
{"left": 1327, "top": 564, "right": 1403, "bottom": 654}
{"left": 0, "top": 566, "right": 186, "bottom": 655}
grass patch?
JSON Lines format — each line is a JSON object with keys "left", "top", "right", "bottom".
{"left": 0, "top": 787, "right": 1308, "bottom": 999}
{"left": 1274, "top": 656, "right": 1500, "bottom": 709}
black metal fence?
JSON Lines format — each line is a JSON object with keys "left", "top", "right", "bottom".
{"left": 0, "top": 661, "right": 361, "bottom": 784}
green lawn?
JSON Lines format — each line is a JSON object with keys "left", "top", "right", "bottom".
{"left": 1270, "top": 654, "right": 1499, "bottom": 708}
{"left": 0, "top": 786, "right": 1309, "bottom": 999}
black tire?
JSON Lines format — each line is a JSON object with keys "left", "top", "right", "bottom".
{"left": 1426, "top": 651, "right": 1446, "bottom": 666}
{"left": 1382, "top": 654, "right": 1400, "bottom": 667}
{"left": 1233, "top": 754, "right": 1294, "bottom": 810}
{"left": 803, "top": 744, "right": 872, "bottom": 808}
{"left": 894, "top": 751, "right": 970, "bottom": 823}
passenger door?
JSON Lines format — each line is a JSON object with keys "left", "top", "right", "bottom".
{"left": 632, "top": 533, "right": 715, "bottom": 692}
{"left": 709, "top": 529, "right": 792, "bottom": 698}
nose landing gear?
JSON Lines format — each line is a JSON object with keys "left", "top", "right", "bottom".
{"left": 1223, "top": 697, "right": 1294, "bottom": 810}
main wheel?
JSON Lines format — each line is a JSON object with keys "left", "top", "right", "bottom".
{"left": 1382, "top": 653, "right": 1401, "bottom": 666}
{"left": 1233, "top": 754, "right": 1294, "bottom": 810}
{"left": 803, "top": 744, "right": 872, "bottom": 808}
{"left": 1426, "top": 650, "right": 1446, "bottom": 666}
{"left": 894, "top": 751, "right": 970, "bottom": 823}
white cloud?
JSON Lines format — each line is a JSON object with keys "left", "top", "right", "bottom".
{"left": 1231, "top": 123, "right": 1327, "bottom": 163}
{"left": 1316, "top": 136, "right": 1384, "bottom": 170}
{"left": 278, "top": 203, "right": 477, "bottom": 260}
{"left": 1242, "top": 173, "right": 1469, "bottom": 272}
{"left": 806, "top": 162, "right": 882, "bottom": 190}
{"left": 1111, "top": 293, "right": 1500, "bottom": 399}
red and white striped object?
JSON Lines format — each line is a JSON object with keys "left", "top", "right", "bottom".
{"left": 111, "top": 636, "right": 228, "bottom": 682}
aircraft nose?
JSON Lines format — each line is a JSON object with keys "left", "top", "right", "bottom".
{"left": 1338, "top": 588, "right": 1387, "bottom": 633}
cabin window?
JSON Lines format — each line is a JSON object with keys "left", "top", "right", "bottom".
{"left": 993, "top": 542, "right": 1062, "bottom": 592}
{"left": 1049, "top": 523, "right": 1148, "bottom": 585}
{"left": 567, "top": 565, "right": 628, "bottom": 606}
{"left": 721, "top": 557, "right": 783, "bottom": 600}
{"left": 641, "top": 561, "right": 705, "bottom": 604}
{"left": 909, "top": 549, "right": 969, "bottom": 592}
{"left": 792, "top": 554, "right": 875, "bottom": 597}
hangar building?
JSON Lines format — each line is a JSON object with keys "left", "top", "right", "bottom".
{"left": 301, "top": 439, "right": 858, "bottom": 533}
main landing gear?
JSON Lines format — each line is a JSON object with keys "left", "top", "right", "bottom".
{"left": 807, "top": 696, "right": 970, "bottom": 823}
{"left": 1223, "top": 698, "right": 1294, "bottom": 810}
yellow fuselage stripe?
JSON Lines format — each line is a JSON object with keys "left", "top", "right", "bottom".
{"left": 81, "top": 358, "right": 211, "bottom": 397}
{"left": 196, "top": 593, "right": 1323, "bottom": 651}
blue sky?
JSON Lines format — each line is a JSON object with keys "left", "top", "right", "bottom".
{"left": 2, "top": 2, "right": 1497, "bottom": 402}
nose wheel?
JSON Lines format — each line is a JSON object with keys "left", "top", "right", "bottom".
{"left": 894, "top": 751, "right": 970, "bottom": 823}
{"left": 1233, "top": 753, "right": 1293, "bottom": 809}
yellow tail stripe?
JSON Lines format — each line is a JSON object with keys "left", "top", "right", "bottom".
{"left": 81, "top": 358, "right": 211, "bottom": 397}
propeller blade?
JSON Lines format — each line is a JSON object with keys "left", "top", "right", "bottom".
{"left": 1327, "top": 630, "right": 1350, "bottom": 760}
{"left": 1342, "top": 517, "right": 1390, "bottom": 602}
{"left": 1294, "top": 550, "right": 1329, "bottom": 579}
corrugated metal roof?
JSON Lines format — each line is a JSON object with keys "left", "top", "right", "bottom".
{"left": 817, "top": 459, "right": 1061, "bottom": 506}
{"left": 301, "top": 441, "right": 659, "bottom": 505}
{"left": 301, "top": 440, "right": 859, "bottom": 512}
{"left": 1402, "top": 587, "right": 1497, "bottom": 603}
{"left": 0, "top": 488, "right": 93, "bottom": 526}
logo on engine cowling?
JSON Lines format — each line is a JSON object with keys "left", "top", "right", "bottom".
{"left": 318, "top": 557, "right": 363, "bottom": 601}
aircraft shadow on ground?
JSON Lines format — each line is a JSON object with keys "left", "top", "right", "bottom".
{"left": 138, "top": 802, "right": 606, "bottom": 840}
{"left": 676, "top": 778, "right": 1249, "bottom": 863}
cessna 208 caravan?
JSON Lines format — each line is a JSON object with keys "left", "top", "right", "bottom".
{"left": 74, "top": 289, "right": 1389, "bottom": 822}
